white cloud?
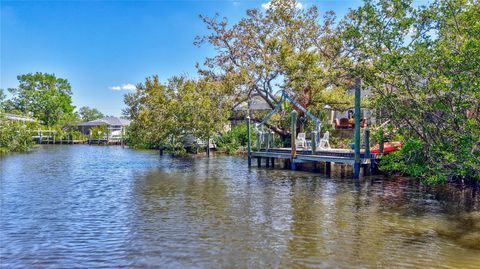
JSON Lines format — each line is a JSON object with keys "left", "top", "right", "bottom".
{"left": 109, "top": 83, "right": 136, "bottom": 91}
{"left": 262, "top": 1, "right": 303, "bottom": 10}
{"left": 261, "top": 2, "right": 271, "bottom": 9}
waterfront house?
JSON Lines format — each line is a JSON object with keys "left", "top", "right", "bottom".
{"left": 230, "top": 95, "right": 272, "bottom": 127}
{"left": 77, "top": 117, "right": 130, "bottom": 142}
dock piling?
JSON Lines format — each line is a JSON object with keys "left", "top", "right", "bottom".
{"left": 247, "top": 116, "right": 252, "bottom": 167}
{"left": 326, "top": 162, "right": 331, "bottom": 176}
{"left": 311, "top": 131, "right": 317, "bottom": 155}
{"left": 353, "top": 78, "right": 361, "bottom": 179}
{"left": 291, "top": 110, "right": 298, "bottom": 170}
{"left": 365, "top": 128, "right": 371, "bottom": 176}
{"left": 379, "top": 128, "right": 385, "bottom": 154}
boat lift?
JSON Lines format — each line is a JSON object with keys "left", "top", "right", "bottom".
{"left": 247, "top": 79, "right": 371, "bottom": 179}
{"left": 253, "top": 90, "right": 322, "bottom": 146}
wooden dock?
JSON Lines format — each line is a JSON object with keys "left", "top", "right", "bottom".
{"left": 33, "top": 130, "right": 126, "bottom": 146}
{"left": 250, "top": 147, "right": 378, "bottom": 176}
{"left": 253, "top": 148, "right": 374, "bottom": 164}
{"left": 38, "top": 139, "right": 86, "bottom": 144}
{"left": 246, "top": 79, "right": 382, "bottom": 178}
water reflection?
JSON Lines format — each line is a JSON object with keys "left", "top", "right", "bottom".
{"left": 1, "top": 145, "right": 479, "bottom": 268}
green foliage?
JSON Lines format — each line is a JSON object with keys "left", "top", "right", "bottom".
{"left": 196, "top": 0, "right": 355, "bottom": 136}
{"left": 125, "top": 123, "right": 160, "bottom": 149}
{"left": 65, "top": 130, "right": 84, "bottom": 140}
{"left": 216, "top": 122, "right": 255, "bottom": 154}
{"left": 78, "top": 106, "right": 104, "bottom": 122}
{"left": 7, "top": 72, "right": 75, "bottom": 126}
{"left": 90, "top": 125, "right": 108, "bottom": 139}
{"left": 0, "top": 113, "right": 37, "bottom": 153}
{"left": 342, "top": 0, "right": 480, "bottom": 183}
{"left": 381, "top": 135, "right": 479, "bottom": 184}
{"left": 0, "top": 89, "right": 5, "bottom": 104}
{"left": 124, "top": 75, "right": 231, "bottom": 150}
{"left": 380, "top": 138, "right": 431, "bottom": 179}
{"left": 330, "top": 137, "right": 352, "bottom": 149}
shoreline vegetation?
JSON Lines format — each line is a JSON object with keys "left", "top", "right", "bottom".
{"left": 1, "top": 0, "right": 479, "bottom": 185}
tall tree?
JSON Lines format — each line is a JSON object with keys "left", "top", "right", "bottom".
{"left": 123, "top": 75, "right": 231, "bottom": 150}
{"left": 195, "top": 0, "right": 354, "bottom": 136}
{"left": 8, "top": 72, "right": 75, "bottom": 126}
{"left": 78, "top": 106, "right": 104, "bottom": 122}
{"left": 342, "top": 0, "right": 480, "bottom": 182}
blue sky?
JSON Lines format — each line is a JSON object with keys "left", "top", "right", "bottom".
{"left": 1, "top": 0, "right": 363, "bottom": 116}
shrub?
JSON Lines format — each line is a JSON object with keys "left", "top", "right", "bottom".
{"left": 0, "top": 116, "right": 36, "bottom": 153}
{"left": 216, "top": 122, "right": 256, "bottom": 155}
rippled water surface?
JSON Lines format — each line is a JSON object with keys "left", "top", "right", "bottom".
{"left": 1, "top": 145, "right": 479, "bottom": 268}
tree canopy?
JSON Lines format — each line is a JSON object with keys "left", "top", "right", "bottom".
{"left": 124, "top": 76, "right": 231, "bottom": 150}
{"left": 78, "top": 106, "right": 104, "bottom": 122}
{"left": 7, "top": 72, "right": 75, "bottom": 126}
{"left": 121, "top": 0, "right": 479, "bottom": 183}
{"left": 195, "top": 0, "right": 355, "bottom": 135}
{"left": 342, "top": 0, "right": 479, "bottom": 182}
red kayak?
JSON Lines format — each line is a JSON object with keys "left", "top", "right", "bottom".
{"left": 371, "top": 141, "right": 402, "bottom": 154}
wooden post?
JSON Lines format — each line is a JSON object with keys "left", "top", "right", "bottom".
{"left": 270, "top": 132, "right": 274, "bottom": 150}
{"left": 353, "top": 78, "right": 361, "bottom": 179}
{"left": 256, "top": 129, "right": 261, "bottom": 151}
{"left": 379, "top": 128, "right": 385, "bottom": 154}
{"left": 271, "top": 158, "right": 275, "bottom": 167}
{"left": 311, "top": 131, "right": 317, "bottom": 154}
{"left": 365, "top": 128, "right": 371, "bottom": 176}
{"left": 247, "top": 116, "right": 252, "bottom": 167}
{"left": 266, "top": 131, "right": 270, "bottom": 151}
{"left": 207, "top": 136, "right": 210, "bottom": 157}
{"left": 291, "top": 110, "right": 298, "bottom": 170}
{"left": 326, "top": 162, "right": 331, "bottom": 175}
{"left": 39, "top": 130, "right": 42, "bottom": 144}
{"left": 315, "top": 121, "right": 321, "bottom": 144}
{"left": 121, "top": 127, "right": 124, "bottom": 148}
{"left": 257, "top": 157, "right": 261, "bottom": 167}
{"left": 270, "top": 132, "right": 275, "bottom": 149}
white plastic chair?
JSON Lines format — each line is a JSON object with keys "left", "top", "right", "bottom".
{"left": 318, "top": 131, "right": 331, "bottom": 149}
{"left": 296, "top": 132, "right": 307, "bottom": 148}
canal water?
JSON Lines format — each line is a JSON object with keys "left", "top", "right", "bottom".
{"left": 1, "top": 145, "right": 479, "bottom": 268}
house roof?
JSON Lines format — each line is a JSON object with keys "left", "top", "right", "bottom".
{"left": 77, "top": 117, "right": 131, "bottom": 127}
{"left": 233, "top": 96, "right": 271, "bottom": 111}
{"left": 3, "top": 113, "right": 37, "bottom": 122}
